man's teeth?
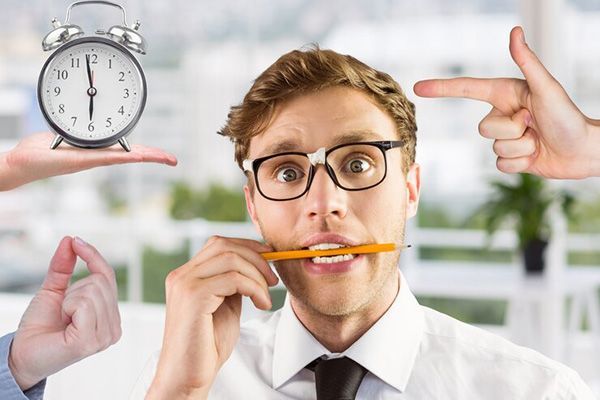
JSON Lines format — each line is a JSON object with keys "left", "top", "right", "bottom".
{"left": 308, "top": 243, "right": 346, "bottom": 251}
{"left": 311, "top": 254, "right": 355, "bottom": 264}
{"left": 306, "top": 243, "right": 356, "bottom": 264}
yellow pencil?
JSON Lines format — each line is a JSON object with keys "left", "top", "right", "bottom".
{"left": 261, "top": 243, "right": 410, "bottom": 261}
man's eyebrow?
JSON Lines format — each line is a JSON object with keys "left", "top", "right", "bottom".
{"left": 259, "top": 140, "right": 302, "bottom": 158}
{"left": 331, "top": 130, "right": 384, "bottom": 146}
{"left": 257, "top": 130, "right": 385, "bottom": 158}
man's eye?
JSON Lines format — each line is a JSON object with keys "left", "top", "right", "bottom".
{"left": 276, "top": 167, "right": 302, "bottom": 182}
{"left": 346, "top": 158, "right": 371, "bottom": 173}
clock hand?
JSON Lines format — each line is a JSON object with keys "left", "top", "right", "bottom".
{"left": 90, "top": 71, "right": 95, "bottom": 121}
{"left": 86, "top": 58, "right": 96, "bottom": 122}
{"left": 85, "top": 54, "right": 93, "bottom": 88}
{"left": 89, "top": 95, "right": 93, "bottom": 121}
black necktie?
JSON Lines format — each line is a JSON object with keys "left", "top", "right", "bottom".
{"left": 306, "top": 356, "right": 368, "bottom": 400}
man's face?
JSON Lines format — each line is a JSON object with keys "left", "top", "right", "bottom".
{"left": 244, "top": 86, "right": 420, "bottom": 317}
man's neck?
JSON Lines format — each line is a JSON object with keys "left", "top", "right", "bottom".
{"left": 290, "top": 270, "right": 400, "bottom": 353}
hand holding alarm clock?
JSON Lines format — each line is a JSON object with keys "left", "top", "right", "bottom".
{"left": 0, "top": 1, "right": 178, "bottom": 191}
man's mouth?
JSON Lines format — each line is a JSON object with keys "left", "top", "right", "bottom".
{"left": 304, "top": 243, "right": 356, "bottom": 264}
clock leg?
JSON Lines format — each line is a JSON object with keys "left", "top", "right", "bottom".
{"left": 118, "top": 137, "right": 132, "bottom": 152}
{"left": 50, "top": 135, "right": 63, "bottom": 150}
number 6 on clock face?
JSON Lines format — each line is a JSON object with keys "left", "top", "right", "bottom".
{"left": 38, "top": 36, "right": 147, "bottom": 151}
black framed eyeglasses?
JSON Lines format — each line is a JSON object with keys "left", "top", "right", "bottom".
{"left": 242, "top": 140, "right": 404, "bottom": 201}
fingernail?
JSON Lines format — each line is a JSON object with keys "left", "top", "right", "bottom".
{"left": 74, "top": 236, "right": 89, "bottom": 246}
{"left": 520, "top": 29, "right": 527, "bottom": 45}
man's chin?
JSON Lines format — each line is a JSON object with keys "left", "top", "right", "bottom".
{"left": 289, "top": 282, "right": 370, "bottom": 317}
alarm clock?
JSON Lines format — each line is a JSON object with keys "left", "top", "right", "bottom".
{"left": 37, "top": 0, "right": 148, "bottom": 152}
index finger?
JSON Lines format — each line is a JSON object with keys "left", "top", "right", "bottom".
{"left": 203, "top": 235, "right": 273, "bottom": 252}
{"left": 192, "top": 236, "right": 278, "bottom": 285}
{"left": 414, "top": 77, "right": 527, "bottom": 113}
{"left": 414, "top": 77, "right": 498, "bottom": 102}
{"left": 71, "top": 236, "right": 118, "bottom": 292}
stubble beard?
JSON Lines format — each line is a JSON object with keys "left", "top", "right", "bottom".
{"left": 258, "top": 217, "right": 406, "bottom": 320}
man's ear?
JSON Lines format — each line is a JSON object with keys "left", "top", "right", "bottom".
{"left": 244, "top": 184, "right": 263, "bottom": 236}
{"left": 405, "top": 163, "right": 421, "bottom": 219}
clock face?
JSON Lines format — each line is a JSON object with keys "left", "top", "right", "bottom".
{"left": 38, "top": 37, "right": 146, "bottom": 147}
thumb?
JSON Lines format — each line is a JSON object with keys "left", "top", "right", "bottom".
{"left": 41, "top": 236, "right": 77, "bottom": 294}
{"left": 509, "top": 26, "right": 557, "bottom": 93}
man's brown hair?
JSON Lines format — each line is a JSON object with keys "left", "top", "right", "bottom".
{"left": 219, "top": 46, "right": 417, "bottom": 174}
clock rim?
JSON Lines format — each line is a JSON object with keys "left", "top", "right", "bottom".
{"left": 37, "top": 36, "right": 147, "bottom": 149}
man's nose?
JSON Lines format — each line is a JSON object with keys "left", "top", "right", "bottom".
{"left": 303, "top": 165, "right": 348, "bottom": 219}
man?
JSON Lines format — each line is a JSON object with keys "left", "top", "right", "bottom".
{"left": 135, "top": 44, "right": 594, "bottom": 399}
{"left": 0, "top": 133, "right": 177, "bottom": 399}
{"left": 414, "top": 26, "right": 600, "bottom": 180}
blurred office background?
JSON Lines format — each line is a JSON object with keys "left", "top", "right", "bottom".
{"left": 1, "top": 0, "right": 600, "bottom": 398}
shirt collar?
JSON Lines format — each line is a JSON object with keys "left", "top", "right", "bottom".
{"left": 272, "top": 288, "right": 330, "bottom": 389}
{"left": 272, "top": 271, "right": 424, "bottom": 392}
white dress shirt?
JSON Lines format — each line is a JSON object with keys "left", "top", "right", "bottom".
{"left": 131, "top": 272, "right": 595, "bottom": 399}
